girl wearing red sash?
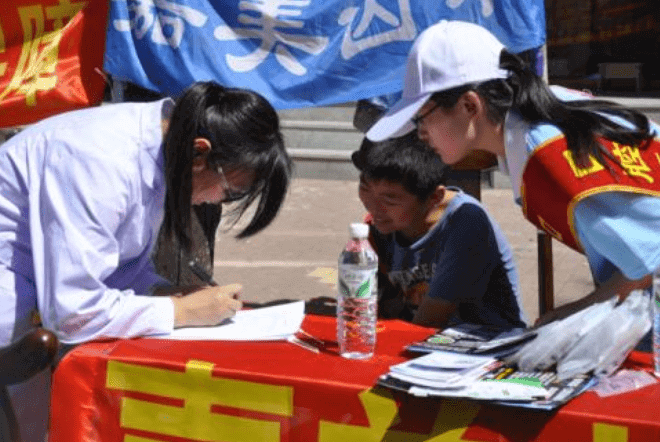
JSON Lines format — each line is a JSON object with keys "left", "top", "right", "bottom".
{"left": 367, "top": 20, "right": 660, "bottom": 326}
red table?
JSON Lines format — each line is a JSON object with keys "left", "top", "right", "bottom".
{"left": 50, "top": 314, "right": 660, "bottom": 442}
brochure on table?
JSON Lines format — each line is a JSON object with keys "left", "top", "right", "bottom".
{"left": 406, "top": 323, "right": 538, "bottom": 358}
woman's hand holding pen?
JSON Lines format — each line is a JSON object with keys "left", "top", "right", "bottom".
{"left": 171, "top": 283, "right": 243, "bottom": 328}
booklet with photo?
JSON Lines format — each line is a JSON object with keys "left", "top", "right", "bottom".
{"left": 406, "top": 323, "right": 538, "bottom": 358}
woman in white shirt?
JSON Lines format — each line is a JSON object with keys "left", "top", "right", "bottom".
{"left": 0, "top": 81, "right": 292, "bottom": 347}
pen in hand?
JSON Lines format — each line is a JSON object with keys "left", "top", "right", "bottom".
{"left": 188, "top": 260, "right": 219, "bottom": 286}
{"left": 189, "top": 260, "right": 242, "bottom": 304}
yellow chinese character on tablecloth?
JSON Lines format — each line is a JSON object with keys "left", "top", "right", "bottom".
{"left": 107, "top": 359, "right": 293, "bottom": 442}
{"left": 0, "top": 0, "right": 85, "bottom": 106}
{"left": 612, "top": 142, "right": 653, "bottom": 183}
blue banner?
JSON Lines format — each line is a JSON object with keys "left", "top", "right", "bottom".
{"left": 104, "top": 0, "right": 546, "bottom": 109}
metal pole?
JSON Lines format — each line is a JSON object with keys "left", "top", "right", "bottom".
{"left": 537, "top": 43, "right": 555, "bottom": 317}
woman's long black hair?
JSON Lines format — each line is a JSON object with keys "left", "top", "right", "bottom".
{"left": 162, "top": 81, "right": 292, "bottom": 251}
{"left": 431, "top": 50, "right": 654, "bottom": 169}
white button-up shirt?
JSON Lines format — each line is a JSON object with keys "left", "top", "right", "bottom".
{"left": 0, "top": 99, "right": 175, "bottom": 345}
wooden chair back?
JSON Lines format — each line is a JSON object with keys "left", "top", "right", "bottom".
{"left": 0, "top": 329, "right": 58, "bottom": 442}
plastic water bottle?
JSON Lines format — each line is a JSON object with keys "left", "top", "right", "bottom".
{"left": 337, "top": 222, "right": 378, "bottom": 359}
{"left": 653, "top": 268, "right": 660, "bottom": 375}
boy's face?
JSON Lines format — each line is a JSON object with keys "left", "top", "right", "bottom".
{"left": 358, "top": 175, "right": 430, "bottom": 239}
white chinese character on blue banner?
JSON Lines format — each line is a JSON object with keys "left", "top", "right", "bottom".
{"left": 448, "top": 0, "right": 494, "bottom": 17}
{"left": 213, "top": 0, "right": 329, "bottom": 76}
{"left": 339, "top": 0, "right": 416, "bottom": 59}
{"left": 113, "top": 0, "right": 208, "bottom": 48}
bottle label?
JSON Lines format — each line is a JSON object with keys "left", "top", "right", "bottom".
{"left": 339, "top": 268, "right": 377, "bottom": 299}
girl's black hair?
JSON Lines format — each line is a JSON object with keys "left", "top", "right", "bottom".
{"left": 352, "top": 131, "right": 448, "bottom": 200}
{"left": 430, "top": 50, "right": 654, "bottom": 169}
{"left": 162, "top": 81, "right": 292, "bottom": 251}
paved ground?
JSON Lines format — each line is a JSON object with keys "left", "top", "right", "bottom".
{"left": 213, "top": 178, "right": 594, "bottom": 323}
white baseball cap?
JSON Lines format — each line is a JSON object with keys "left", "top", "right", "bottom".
{"left": 366, "top": 20, "right": 508, "bottom": 142}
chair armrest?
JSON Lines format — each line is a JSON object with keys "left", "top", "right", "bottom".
{"left": 0, "top": 329, "right": 58, "bottom": 386}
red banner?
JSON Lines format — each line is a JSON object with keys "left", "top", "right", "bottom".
{"left": 0, "top": 0, "right": 109, "bottom": 128}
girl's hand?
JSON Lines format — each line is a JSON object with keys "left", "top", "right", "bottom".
{"left": 171, "top": 283, "right": 243, "bottom": 328}
{"left": 534, "top": 272, "right": 652, "bottom": 327}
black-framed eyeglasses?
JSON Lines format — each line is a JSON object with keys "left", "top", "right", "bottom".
{"left": 216, "top": 165, "right": 249, "bottom": 203}
{"left": 412, "top": 101, "right": 441, "bottom": 129}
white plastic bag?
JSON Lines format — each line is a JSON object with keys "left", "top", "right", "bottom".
{"left": 507, "top": 297, "right": 617, "bottom": 371}
{"left": 557, "top": 290, "right": 652, "bottom": 380}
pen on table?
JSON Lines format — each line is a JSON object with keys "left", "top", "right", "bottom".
{"left": 288, "top": 335, "right": 320, "bottom": 354}
{"left": 297, "top": 329, "right": 325, "bottom": 346}
{"left": 188, "top": 260, "right": 219, "bottom": 286}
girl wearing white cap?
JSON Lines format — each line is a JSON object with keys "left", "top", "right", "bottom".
{"left": 367, "top": 20, "right": 660, "bottom": 325}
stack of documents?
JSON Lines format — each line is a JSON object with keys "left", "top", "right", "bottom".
{"left": 381, "top": 351, "right": 551, "bottom": 402}
{"left": 378, "top": 323, "right": 597, "bottom": 410}
{"left": 156, "top": 300, "right": 306, "bottom": 341}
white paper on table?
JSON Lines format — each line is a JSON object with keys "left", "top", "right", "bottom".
{"left": 154, "top": 300, "right": 306, "bottom": 341}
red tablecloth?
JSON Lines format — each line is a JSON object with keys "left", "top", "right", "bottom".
{"left": 49, "top": 314, "right": 660, "bottom": 442}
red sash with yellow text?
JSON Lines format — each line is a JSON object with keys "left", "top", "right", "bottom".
{"left": 521, "top": 136, "right": 660, "bottom": 253}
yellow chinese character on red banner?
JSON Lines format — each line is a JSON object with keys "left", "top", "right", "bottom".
{"left": 0, "top": 0, "right": 85, "bottom": 106}
{"left": 562, "top": 150, "right": 605, "bottom": 178}
{"left": 107, "top": 359, "right": 293, "bottom": 442}
{"left": 612, "top": 142, "right": 653, "bottom": 183}
{"left": 0, "top": 19, "right": 7, "bottom": 77}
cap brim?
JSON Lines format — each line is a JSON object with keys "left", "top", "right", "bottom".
{"left": 365, "top": 93, "right": 431, "bottom": 142}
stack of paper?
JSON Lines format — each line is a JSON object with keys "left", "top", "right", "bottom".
{"left": 379, "top": 348, "right": 598, "bottom": 410}
{"left": 156, "top": 300, "right": 306, "bottom": 341}
{"left": 388, "top": 351, "right": 499, "bottom": 390}
{"left": 382, "top": 351, "right": 550, "bottom": 402}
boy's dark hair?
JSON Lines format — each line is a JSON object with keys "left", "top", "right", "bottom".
{"left": 351, "top": 131, "right": 448, "bottom": 200}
